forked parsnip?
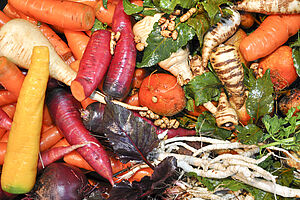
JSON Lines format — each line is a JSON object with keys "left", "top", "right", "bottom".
{"left": 234, "top": 0, "right": 300, "bottom": 14}
{"left": 0, "top": 19, "right": 76, "bottom": 86}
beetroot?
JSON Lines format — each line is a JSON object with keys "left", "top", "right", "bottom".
{"left": 31, "top": 163, "right": 89, "bottom": 200}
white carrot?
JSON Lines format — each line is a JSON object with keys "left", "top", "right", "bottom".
{"left": 201, "top": 8, "right": 240, "bottom": 69}
{"left": 0, "top": 19, "right": 76, "bottom": 86}
{"left": 234, "top": 0, "right": 300, "bottom": 14}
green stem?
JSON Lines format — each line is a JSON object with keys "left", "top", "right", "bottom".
{"left": 259, "top": 137, "right": 295, "bottom": 149}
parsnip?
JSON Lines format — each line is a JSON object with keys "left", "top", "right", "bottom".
{"left": 210, "top": 44, "right": 246, "bottom": 110}
{"left": 0, "top": 19, "right": 76, "bottom": 86}
{"left": 158, "top": 48, "right": 193, "bottom": 85}
{"left": 201, "top": 8, "right": 240, "bottom": 69}
{"left": 215, "top": 92, "right": 239, "bottom": 130}
{"left": 133, "top": 13, "right": 164, "bottom": 47}
{"left": 234, "top": 0, "right": 300, "bottom": 14}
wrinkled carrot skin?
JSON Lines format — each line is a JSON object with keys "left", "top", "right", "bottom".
{"left": 0, "top": 104, "right": 16, "bottom": 140}
{"left": 46, "top": 88, "right": 113, "bottom": 185}
{"left": 8, "top": 0, "right": 96, "bottom": 31}
{"left": 0, "top": 108, "right": 12, "bottom": 130}
{"left": 40, "top": 126, "right": 64, "bottom": 152}
{"left": 4, "top": 4, "right": 73, "bottom": 61}
{"left": 0, "top": 90, "right": 17, "bottom": 107}
{"left": 64, "top": 30, "right": 90, "bottom": 60}
{"left": 102, "top": 0, "right": 137, "bottom": 100}
{"left": 240, "top": 14, "right": 300, "bottom": 61}
{"left": 71, "top": 30, "right": 112, "bottom": 101}
{"left": 0, "top": 131, "right": 9, "bottom": 142}
{"left": 0, "top": 11, "right": 11, "bottom": 27}
{"left": 0, "top": 57, "right": 25, "bottom": 98}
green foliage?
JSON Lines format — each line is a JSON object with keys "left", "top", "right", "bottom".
{"left": 91, "top": 19, "right": 107, "bottom": 33}
{"left": 123, "top": 0, "right": 143, "bottom": 15}
{"left": 137, "top": 18, "right": 195, "bottom": 68}
{"left": 196, "top": 111, "right": 232, "bottom": 140}
{"left": 159, "top": 0, "right": 196, "bottom": 13}
{"left": 236, "top": 124, "right": 264, "bottom": 145}
{"left": 201, "top": 0, "right": 232, "bottom": 25}
{"left": 186, "top": 11, "right": 210, "bottom": 47}
{"left": 246, "top": 69, "right": 274, "bottom": 120}
{"left": 184, "top": 72, "right": 221, "bottom": 108}
{"left": 291, "top": 32, "right": 300, "bottom": 77}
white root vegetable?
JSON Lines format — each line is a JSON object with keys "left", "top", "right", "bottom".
{"left": 158, "top": 48, "right": 193, "bottom": 85}
{"left": 214, "top": 91, "right": 239, "bottom": 130}
{"left": 0, "top": 19, "right": 76, "bottom": 86}
{"left": 201, "top": 8, "right": 240, "bottom": 69}
{"left": 210, "top": 44, "right": 247, "bottom": 110}
{"left": 234, "top": 0, "right": 300, "bottom": 14}
{"left": 133, "top": 13, "right": 164, "bottom": 47}
{"left": 153, "top": 136, "right": 300, "bottom": 198}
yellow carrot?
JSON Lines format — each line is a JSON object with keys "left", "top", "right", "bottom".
{"left": 1, "top": 46, "right": 49, "bottom": 194}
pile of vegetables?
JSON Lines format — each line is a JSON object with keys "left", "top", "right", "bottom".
{"left": 0, "top": 0, "right": 299, "bottom": 199}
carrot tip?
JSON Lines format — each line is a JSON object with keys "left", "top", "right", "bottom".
{"left": 70, "top": 80, "right": 86, "bottom": 102}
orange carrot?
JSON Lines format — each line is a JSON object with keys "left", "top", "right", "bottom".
{"left": 80, "top": 97, "right": 97, "bottom": 109}
{"left": 67, "top": 0, "right": 98, "bottom": 7}
{"left": 0, "top": 142, "right": 7, "bottom": 165}
{"left": 0, "top": 90, "right": 17, "bottom": 106}
{"left": 3, "top": 4, "right": 20, "bottom": 18}
{"left": 8, "top": 0, "right": 96, "bottom": 31}
{"left": 4, "top": 4, "right": 73, "bottom": 62}
{"left": 0, "top": 11, "right": 11, "bottom": 27}
{"left": 127, "top": 167, "right": 154, "bottom": 183}
{"left": 0, "top": 57, "right": 25, "bottom": 98}
{"left": 1, "top": 104, "right": 16, "bottom": 119}
{"left": 63, "top": 151, "right": 95, "bottom": 171}
{"left": 41, "top": 124, "right": 54, "bottom": 133}
{"left": 64, "top": 30, "right": 90, "bottom": 60}
{"left": 69, "top": 59, "right": 81, "bottom": 72}
{"left": 42, "top": 106, "right": 53, "bottom": 126}
{"left": 95, "top": 0, "right": 118, "bottom": 26}
{"left": 240, "top": 14, "right": 300, "bottom": 61}
{"left": 40, "top": 126, "right": 64, "bottom": 152}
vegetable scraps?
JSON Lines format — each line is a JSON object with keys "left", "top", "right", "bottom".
{"left": 1, "top": 46, "right": 49, "bottom": 194}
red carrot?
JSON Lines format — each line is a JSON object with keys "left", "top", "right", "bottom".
{"left": 0, "top": 108, "right": 12, "bottom": 130}
{"left": 102, "top": 0, "right": 136, "bottom": 100}
{"left": 240, "top": 14, "right": 300, "bottom": 61}
{"left": 46, "top": 87, "right": 113, "bottom": 185}
{"left": 8, "top": 0, "right": 96, "bottom": 31}
{"left": 71, "top": 30, "right": 112, "bottom": 101}
{"left": 0, "top": 131, "right": 9, "bottom": 142}
{"left": 38, "top": 143, "right": 89, "bottom": 170}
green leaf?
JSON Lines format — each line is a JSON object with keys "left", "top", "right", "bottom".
{"left": 186, "top": 12, "right": 210, "bottom": 47}
{"left": 243, "top": 64, "right": 256, "bottom": 89}
{"left": 262, "top": 115, "right": 282, "bottom": 135}
{"left": 201, "top": 0, "right": 232, "bottom": 24}
{"left": 236, "top": 124, "right": 264, "bottom": 145}
{"left": 91, "top": 19, "right": 107, "bottom": 33}
{"left": 246, "top": 69, "right": 274, "bottom": 120}
{"left": 159, "top": 0, "right": 196, "bottom": 13}
{"left": 137, "top": 18, "right": 195, "bottom": 68}
{"left": 103, "top": 0, "right": 108, "bottom": 9}
{"left": 184, "top": 72, "right": 221, "bottom": 107}
{"left": 292, "top": 47, "right": 300, "bottom": 77}
{"left": 123, "top": 0, "right": 143, "bottom": 15}
{"left": 196, "top": 112, "right": 232, "bottom": 140}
